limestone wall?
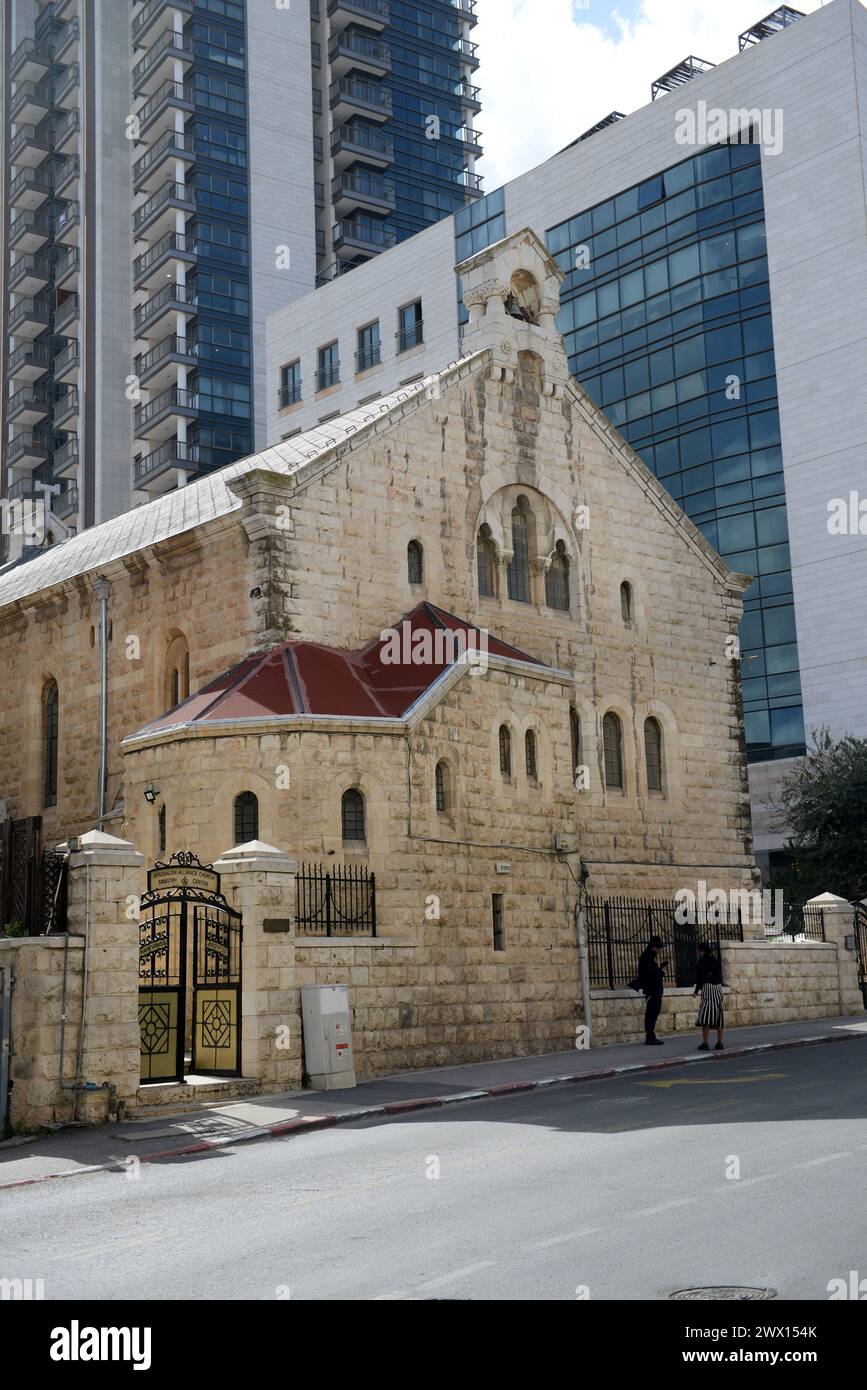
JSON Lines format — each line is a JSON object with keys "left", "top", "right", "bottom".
{"left": 0, "top": 935, "right": 84, "bottom": 1131}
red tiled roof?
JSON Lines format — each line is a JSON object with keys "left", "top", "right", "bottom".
{"left": 139, "top": 604, "right": 542, "bottom": 733}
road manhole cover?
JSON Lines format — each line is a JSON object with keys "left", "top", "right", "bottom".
{"left": 671, "top": 1286, "right": 777, "bottom": 1301}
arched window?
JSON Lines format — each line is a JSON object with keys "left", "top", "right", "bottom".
{"left": 407, "top": 540, "right": 424, "bottom": 585}
{"left": 43, "top": 680, "right": 59, "bottom": 808}
{"left": 602, "top": 712, "right": 624, "bottom": 790}
{"left": 341, "top": 788, "right": 366, "bottom": 842}
{"left": 545, "top": 541, "right": 570, "bottom": 612}
{"left": 164, "top": 633, "right": 190, "bottom": 709}
{"left": 498, "top": 725, "right": 512, "bottom": 778}
{"left": 525, "top": 729, "right": 538, "bottom": 781}
{"left": 435, "top": 760, "right": 452, "bottom": 814}
{"left": 507, "top": 497, "right": 532, "bottom": 604}
{"left": 644, "top": 718, "right": 664, "bottom": 794}
{"left": 620, "top": 581, "right": 633, "bottom": 628}
{"left": 158, "top": 804, "right": 167, "bottom": 855}
{"left": 570, "top": 707, "right": 582, "bottom": 781}
{"left": 477, "top": 524, "right": 497, "bottom": 598}
{"left": 234, "top": 791, "right": 259, "bottom": 844}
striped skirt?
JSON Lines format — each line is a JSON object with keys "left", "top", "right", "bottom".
{"left": 697, "top": 982, "right": 725, "bottom": 1029}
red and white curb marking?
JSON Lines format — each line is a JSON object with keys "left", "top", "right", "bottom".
{"left": 0, "top": 1030, "right": 861, "bottom": 1193}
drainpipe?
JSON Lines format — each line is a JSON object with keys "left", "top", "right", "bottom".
{"left": 575, "top": 865, "right": 592, "bottom": 1048}
{"left": 93, "top": 577, "right": 110, "bottom": 829}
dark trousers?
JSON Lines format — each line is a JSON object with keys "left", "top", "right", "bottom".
{"left": 644, "top": 992, "right": 663, "bottom": 1038}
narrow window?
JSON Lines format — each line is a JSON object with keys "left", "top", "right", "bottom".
{"left": 620, "top": 581, "right": 633, "bottom": 627}
{"left": 603, "top": 712, "right": 624, "bottom": 790}
{"left": 499, "top": 725, "right": 512, "bottom": 778}
{"left": 170, "top": 667, "right": 180, "bottom": 707}
{"left": 397, "top": 299, "right": 423, "bottom": 352}
{"left": 492, "top": 894, "right": 505, "bottom": 952}
{"left": 477, "top": 524, "right": 496, "bottom": 598}
{"left": 525, "top": 730, "right": 538, "bottom": 781}
{"left": 234, "top": 791, "right": 259, "bottom": 844}
{"left": 435, "top": 760, "right": 451, "bottom": 813}
{"left": 342, "top": 788, "right": 366, "bottom": 842}
{"left": 407, "top": 539, "right": 424, "bottom": 585}
{"left": 158, "top": 804, "right": 167, "bottom": 855}
{"left": 164, "top": 634, "right": 190, "bottom": 710}
{"left": 507, "top": 499, "right": 532, "bottom": 604}
{"left": 280, "top": 360, "right": 302, "bottom": 407}
{"left": 317, "top": 340, "right": 340, "bottom": 390}
{"left": 570, "top": 708, "right": 582, "bottom": 782}
{"left": 644, "top": 718, "right": 664, "bottom": 794}
{"left": 356, "top": 320, "right": 381, "bottom": 373}
{"left": 545, "top": 541, "right": 570, "bottom": 612}
{"left": 43, "top": 680, "right": 59, "bottom": 808}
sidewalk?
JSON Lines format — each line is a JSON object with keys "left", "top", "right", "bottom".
{"left": 2, "top": 1014, "right": 865, "bottom": 1190}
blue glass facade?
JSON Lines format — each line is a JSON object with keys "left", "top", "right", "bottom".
{"left": 547, "top": 142, "right": 805, "bottom": 763}
{"left": 455, "top": 185, "right": 506, "bottom": 327}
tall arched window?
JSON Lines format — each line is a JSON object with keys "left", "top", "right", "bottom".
{"left": 477, "top": 524, "right": 497, "bottom": 598}
{"left": 525, "top": 729, "right": 538, "bottom": 781}
{"left": 407, "top": 540, "right": 424, "bottom": 585}
{"left": 234, "top": 791, "right": 260, "bottom": 844}
{"left": 602, "top": 712, "right": 624, "bottom": 790}
{"left": 43, "top": 680, "right": 59, "bottom": 808}
{"left": 498, "top": 725, "right": 512, "bottom": 778}
{"left": 570, "top": 707, "right": 582, "bottom": 781}
{"left": 545, "top": 542, "right": 570, "bottom": 612}
{"left": 620, "top": 582, "right": 633, "bottom": 628}
{"left": 341, "top": 788, "right": 366, "bottom": 842}
{"left": 644, "top": 718, "right": 664, "bottom": 794}
{"left": 435, "top": 760, "right": 452, "bottom": 814}
{"left": 164, "top": 633, "right": 190, "bottom": 709}
{"left": 507, "top": 497, "right": 533, "bottom": 604}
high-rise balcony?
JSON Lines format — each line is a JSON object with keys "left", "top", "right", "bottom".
{"left": 9, "top": 166, "right": 54, "bottom": 212}
{"left": 54, "top": 485, "right": 79, "bottom": 521}
{"left": 53, "top": 386, "right": 80, "bottom": 430}
{"left": 10, "top": 37, "right": 53, "bottom": 84}
{"left": 9, "top": 252, "right": 53, "bottom": 296}
{"left": 10, "top": 81, "right": 54, "bottom": 126}
{"left": 54, "top": 108, "right": 81, "bottom": 156}
{"left": 134, "top": 385, "right": 197, "bottom": 442}
{"left": 454, "top": 124, "right": 483, "bottom": 156}
{"left": 455, "top": 36, "right": 480, "bottom": 68}
{"left": 333, "top": 217, "right": 397, "bottom": 259}
{"left": 132, "top": 0, "right": 194, "bottom": 49}
{"left": 53, "top": 435, "right": 80, "bottom": 480}
{"left": 327, "top": 0, "right": 389, "bottom": 33}
{"left": 55, "top": 246, "right": 81, "bottom": 291}
{"left": 54, "top": 154, "right": 80, "bottom": 199}
{"left": 8, "top": 340, "right": 52, "bottom": 383}
{"left": 54, "top": 0, "right": 80, "bottom": 21}
{"left": 8, "top": 384, "right": 50, "bottom": 427}
{"left": 134, "top": 439, "right": 198, "bottom": 494}
{"left": 457, "top": 79, "right": 482, "bottom": 114}
{"left": 54, "top": 201, "right": 81, "bottom": 246}
{"left": 9, "top": 210, "right": 53, "bottom": 253}
{"left": 452, "top": 0, "right": 478, "bottom": 20}
{"left": 135, "top": 334, "right": 197, "bottom": 391}
{"left": 54, "top": 62, "right": 81, "bottom": 111}
{"left": 9, "top": 123, "right": 54, "bottom": 169}
{"left": 330, "top": 76, "right": 392, "bottom": 123}
{"left": 136, "top": 80, "right": 194, "bottom": 140}
{"left": 134, "top": 280, "right": 196, "bottom": 340}
{"left": 133, "top": 180, "right": 195, "bottom": 240}
{"left": 132, "top": 29, "right": 194, "bottom": 98}
{"left": 55, "top": 293, "right": 81, "bottom": 336}
{"left": 8, "top": 431, "right": 49, "bottom": 471}
{"left": 54, "top": 340, "right": 81, "bottom": 384}
{"left": 55, "top": 17, "right": 80, "bottom": 65}
{"left": 133, "top": 230, "right": 195, "bottom": 291}
{"left": 331, "top": 123, "right": 394, "bottom": 170}
{"left": 332, "top": 169, "right": 395, "bottom": 216}
{"left": 133, "top": 128, "right": 195, "bottom": 194}
{"left": 8, "top": 297, "right": 52, "bottom": 339}
{"left": 328, "top": 30, "right": 391, "bottom": 78}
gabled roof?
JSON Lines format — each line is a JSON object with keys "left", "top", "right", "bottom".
{"left": 0, "top": 355, "right": 485, "bottom": 611}
{"left": 131, "top": 603, "right": 544, "bottom": 739}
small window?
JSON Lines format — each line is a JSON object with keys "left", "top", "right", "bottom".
{"left": 498, "top": 725, "right": 512, "bottom": 778}
{"left": 507, "top": 498, "right": 533, "bottom": 604}
{"left": 620, "top": 581, "right": 633, "bottom": 627}
{"left": 356, "top": 320, "right": 381, "bottom": 373}
{"left": 342, "top": 788, "right": 366, "bottom": 842}
{"left": 158, "top": 804, "right": 167, "bottom": 855}
{"left": 492, "top": 894, "right": 505, "bottom": 951}
{"left": 525, "top": 730, "right": 538, "bottom": 781}
{"left": 280, "top": 360, "right": 302, "bottom": 407}
{"left": 477, "top": 524, "right": 497, "bottom": 598}
{"left": 407, "top": 539, "right": 424, "bottom": 585}
{"left": 545, "top": 541, "right": 570, "bottom": 611}
{"left": 435, "top": 760, "right": 451, "bottom": 814}
{"left": 43, "top": 680, "right": 59, "bottom": 808}
{"left": 316, "top": 341, "right": 340, "bottom": 391}
{"left": 164, "top": 633, "right": 190, "bottom": 710}
{"left": 570, "top": 707, "right": 582, "bottom": 781}
{"left": 234, "top": 791, "right": 259, "bottom": 844}
{"left": 644, "top": 718, "right": 664, "bottom": 794}
{"left": 397, "top": 299, "right": 423, "bottom": 353}
{"left": 603, "top": 712, "right": 624, "bottom": 790}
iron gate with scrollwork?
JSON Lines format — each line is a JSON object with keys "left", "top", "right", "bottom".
{"left": 138, "top": 852, "right": 242, "bottom": 1083}
{"left": 853, "top": 903, "right": 867, "bottom": 1008}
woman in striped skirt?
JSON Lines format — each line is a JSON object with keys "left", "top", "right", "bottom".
{"left": 694, "top": 942, "right": 725, "bottom": 1051}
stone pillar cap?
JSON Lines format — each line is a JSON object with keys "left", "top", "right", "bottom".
{"left": 215, "top": 840, "right": 297, "bottom": 869}
{"left": 60, "top": 829, "right": 143, "bottom": 863}
{"left": 806, "top": 892, "right": 852, "bottom": 907}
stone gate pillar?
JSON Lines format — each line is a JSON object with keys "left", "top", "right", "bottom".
{"left": 806, "top": 892, "right": 864, "bottom": 1017}
{"left": 213, "top": 841, "right": 301, "bottom": 1091}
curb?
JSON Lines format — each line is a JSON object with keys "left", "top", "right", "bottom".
{"left": 0, "top": 1029, "right": 861, "bottom": 1193}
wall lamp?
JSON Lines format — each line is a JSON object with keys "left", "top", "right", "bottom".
{"left": 144, "top": 785, "right": 161, "bottom": 806}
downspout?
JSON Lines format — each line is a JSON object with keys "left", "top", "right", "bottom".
{"left": 93, "top": 577, "right": 110, "bottom": 829}
{"left": 575, "top": 872, "right": 593, "bottom": 1049}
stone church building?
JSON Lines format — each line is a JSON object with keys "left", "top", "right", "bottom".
{"left": 2, "top": 229, "right": 800, "bottom": 1104}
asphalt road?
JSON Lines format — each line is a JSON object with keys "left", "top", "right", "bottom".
{"left": 3, "top": 1041, "right": 867, "bottom": 1301}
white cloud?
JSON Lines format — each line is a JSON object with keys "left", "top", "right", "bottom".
{"left": 473, "top": 0, "right": 824, "bottom": 190}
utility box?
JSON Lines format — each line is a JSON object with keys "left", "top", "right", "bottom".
{"left": 301, "top": 985, "right": 356, "bottom": 1090}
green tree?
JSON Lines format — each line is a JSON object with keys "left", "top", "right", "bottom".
{"left": 772, "top": 728, "right": 867, "bottom": 903}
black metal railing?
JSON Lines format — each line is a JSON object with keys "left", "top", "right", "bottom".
{"left": 852, "top": 902, "right": 867, "bottom": 1006}
{"left": 296, "top": 864, "right": 376, "bottom": 938}
{"left": 585, "top": 896, "right": 742, "bottom": 990}
{"left": 762, "top": 904, "right": 826, "bottom": 943}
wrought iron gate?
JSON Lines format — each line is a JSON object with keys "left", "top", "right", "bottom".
{"left": 853, "top": 903, "right": 867, "bottom": 1008}
{"left": 138, "top": 853, "right": 242, "bottom": 1084}
{"left": 0, "top": 964, "right": 11, "bottom": 1132}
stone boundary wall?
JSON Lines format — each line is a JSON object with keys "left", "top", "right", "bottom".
{"left": 0, "top": 935, "right": 84, "bottom": 1131}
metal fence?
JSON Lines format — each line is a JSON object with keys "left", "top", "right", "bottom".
{"left": 585, "top": 895, "right": 742, "bottom": 991}
{"left": 0, "top": 816, "right": 68, "bottom": 936}
{"left": 852, "top": 903, "right": 867, "bottom": 1006}
{"left": 296, "top": 863, "right": 376, "bottom": 938}
{"left": 765, "top": 904, "right": 826, "bottom": 943}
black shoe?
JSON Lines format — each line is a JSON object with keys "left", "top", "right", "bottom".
{"left": 715, "top": 1042, "right": 724, "bottom": 1051}
{"left": 645, "top": 1036, "right": 664, "bottom": 1046}
{"left": 697, "top": 1043, "right": 710, "bottom": 1052}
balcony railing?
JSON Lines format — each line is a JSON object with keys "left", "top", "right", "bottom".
{"left": 396, "top": 319, "right": 424, "bottom": 352}
{"left": 279, "top": 380, "right": 302, "bottom": 408}
{"left": 54, "top": 340, "right": 80, "bottom": 376}
{"left": 132, "top": 128, "right": 193, "bottom": 184}
{"left": 134, "top": 280, "right": 195, "bottom": 332}
{"left": 331, "top": 76, "right": 392, "bottom": 114}
{"left": 9, "top": 341, "right": 52, "bottom": 375}
{"left": 9, "top": 210, "right": 53, "bottom": 246}
{"left": 355, "top": 342, "right": 382, "bottom": 372}
{"left": 315, "top": 362, "right": 341, "bottom": 391}
{"left": 132, "top": 0, "right": 194, "bottom": 45}
{"left": 8, "top": 432, "right": 49, "bottom": 465}
{"left": 136, "top": 80, "right": 193, "bottom": 132}
{"left": 9, "top": 124, "right": 54, "bottom": 162}
{"left": 54, "top": 109, "right": 80, "bottom": 148}
{"left": 9, "top": 297, "right": 51, "bottom": 332}
{"left": 55, "top": 247, "right": 81, "bottom": 283}
{"left": 54, "top": 387, "right": 80, "bottom": 423}
{"left": 10, "top": 167, "right": 54, "bottom": 203}
{"left": 133, "top": 230, "right": 193, "bottom": 283}
{"left": 134, "top": 385, "right": 195, "bottom": 430}
{"left": 332, "top": 123, "right": 393, "bottom": 157}
{"left": 134, "top": 439, "right": 198, "bottom": 485}
{"left": 55, "top": 295, "right": 81, "bottom": 332}
{"left": 8, "top": 385, "right": 50, "bottom": 416}
{"left": 133, "top": 180, "right": 194, "bottom": 234}
{"left": 336, "top": 170, "right": 395, "bottom": 205}
{"left": 135, "top": 334, "right": 196, "bottom": 379}
{"left": 328, "top": 0, "right": 389, "bottom": 18}
{"left": 329, "top": 30, "right": 391, "bottom": 65}
{"left": 11, "top": 37, "right": 53, "bottom": 76}
{"left": 334, "top": 218, "right": 397, "bottom": 250}
{"left": 132, "top": 28, "right": 193, "bottom": 90}
{"left": 54, "top": 485, "right": 79, "bottom": 519}
{"left": 9, "top": 253, "right": 53, "bottom": 287}
{"left": 10, "top": 81, "right": 54, "bottom": 120}
{"left": 53, "top": 436, "right": 80, "bottom": 476}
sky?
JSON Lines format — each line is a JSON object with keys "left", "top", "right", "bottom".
{"left": 473, "top": 0, "right": 826, "bottom": 190}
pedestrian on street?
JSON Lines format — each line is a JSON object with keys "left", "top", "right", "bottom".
{"left": 636, "top": 935, "right": 667, "bottom": 1045}
{"left": 694, "top": 941, "right": 725, "bottom": 1051}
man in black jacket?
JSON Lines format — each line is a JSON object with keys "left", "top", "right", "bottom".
{"left": 637, "top": 935, "right": 666, "bottom": 1045}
